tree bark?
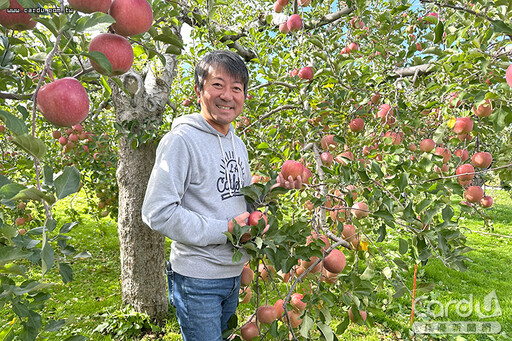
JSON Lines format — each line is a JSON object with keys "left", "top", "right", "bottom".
{"left": 110, "top": 53, "right": 178, "bottom": 320}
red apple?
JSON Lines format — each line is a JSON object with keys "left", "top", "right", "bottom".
{"left": 434, "top": 147, "right": 451, "bottom": 163}
{"left": 291, "top": 293, "right": 307, "bottom": 311}
{"left": 274, "top": 299, "right": 285, "bottom": 319}
{"left": 239, "top": 286, "right": 252, "bottom": 304}
{"left": 349, "top": 308, "right": 367, "bottom": 322}
{"left": 89, "top": 33, "right": 134, "bottom": 76}
{"left": 287, "top": 14, "right": 302, "bottom": 31}
{"left": 453, "top": 117, "right": 474, "bottom": 134}
{"left": 323, "top": 249, "right": 346, "bottom": 273}
{"left": 257, "top": 305, "right": 277, "bottom": 324}
{"left": 321, "top": 134, "right": 337, "bottom": 150}
{"left": 241, "top": 322, "right": 259, "bottom": 341}
{"left": 454, "top": 149, "right": 469, "bottom": 161}
{"left": 279, "top": 21, "right": 289, "bottom": 33}
{"left": 347, "top": 42, "right": 359, "bottom": 52}
{"left": 277, "top": 0, "right": 289, "bottom": 5}
{"left": 480, "top": 195, "right": 493, "bottom": 208}
{"left": 241, "top": 266, "right": 254, "bottom": 286}
{"left": 301, "top": 167, "right": 313, "bottom": 184}
{"left": 37, "top": 78, "right": 90, "bottom": 127}
{"left": 352, "top": 202, "right": 369, "bottom": 219}
{"left": 472, "top": 152, "right": 492, "bottom": 168}
{"left": 0, "top": 0, "right": 37, "bottom": 30}
{"left": 321, "top": 152, "right": 333, "bottom": 166}
{"left": 298, "top": 66, "right": 314, "bottom": 80}
{"left": 456, "top": 164, "right": 475, "bottom": 181}
{"left": 464, "top": 186, "right": 484, "bottom": 203}
{"left": 289, "top": 310, "right": 303, "bottom": 328}
{"left": 473, "top": 99, "right": 493, "bottom": 117}
{"left": 342, "top": 224, "right": 356, "bottom": 242}
{"left": 506, "top": 64, "right": 512, "bottom": 88}
{"left": 349, "top": 118, "right": 364, "bottom": 132}
{"left": 248, "top": 211, "right": 267, "bottom": 226}
{"left": 109, "top": 0, "right": 153, "bottom": 36}
{"left": 281, "top": 160, "right": 304, "bottom": 180}
{"left": 274, "top": 2, "right": 284, "bottom": 13}
{"left": 68, "top": 0, "right": 112, "bottom": 13}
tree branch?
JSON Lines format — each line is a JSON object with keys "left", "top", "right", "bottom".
{"left": 0, "top": 92, "right": 33, "bottom": 100}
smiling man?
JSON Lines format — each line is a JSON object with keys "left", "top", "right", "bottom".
{"left": 141, "top": 50, "right": 252, "bottom": 341}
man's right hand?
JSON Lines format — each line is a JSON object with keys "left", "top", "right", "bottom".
{"left": 228, "top": 211, "right": 250, "bottom": 233}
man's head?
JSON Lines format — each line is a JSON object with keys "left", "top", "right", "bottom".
{"left": 194, "top": 50, "right": 249, "bottom": 135}
{"left": 194, "top": 50, "right": 249, "bottom": 97}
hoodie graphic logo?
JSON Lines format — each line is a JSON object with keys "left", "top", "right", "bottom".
{"left": 217, "top": 151, "right": 246, "bottom": 200}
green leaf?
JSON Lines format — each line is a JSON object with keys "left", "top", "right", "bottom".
{"left": 416, "top": 282, "right": 436, "bottom": 293}
{"left": 398, "top": 238, "right": 408, "bottom": 255}
{"left": 54, "top": 166, "right": 81, "bottom": 199}
{"left": 2, "top": 263, "right": 27, "bottom": 277}
{"left": 75, "top": 12, "right": 116, "bottom": 32}
{"left": 45, "top": 319, "right": 66, "bottom": 332}
{"left": 317, "top": 322, "right": 334, "bottom": 341}
{"left": 11, "top": 134, "right": 47, "bottom": 159}
{"left": 0, "top": 183, "right": 25, "bottom": 201}
{"left": 371, "top": 161, "right": 384, "bottom": 178}
{"left": 41, "top": 240, "right": 55, "bottom": 276}
{"left": 491, "top": 20, "right": 512, "bottom": 35}
{"left": 336, "top": 316, "right": 349, "bottom": 334}
{"left": 299, "top": 315, "right": 314, "bottom": 337}
{"left": 59, "top": 263, "right": 73, "bottom": 283}
{"left": 64, "top": 336, "right": 87, "bottom": 341}
{"left": 0, "top": 0, "right": 9, "bottom": 10}
{"left": 82, "top": 51, "right": 112, "bottom": 75}
{"left": 60, "top": 222, "right": 78, "bottom": 234}
{"left": 11, "top": 187, "right": 55, "bottom": 205}
{"left": 0, "top": 109, "right": 29, "bottom": 135}
{"left": 434, "top": 21, "right": 444, "bottom": 44}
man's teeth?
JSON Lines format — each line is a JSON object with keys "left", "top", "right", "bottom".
{"left": 218, "top": 105, "right": 231, "bottom": 109}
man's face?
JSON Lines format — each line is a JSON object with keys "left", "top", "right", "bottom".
{"left": 195, "top": 65, "right": 245, "bottom": 135}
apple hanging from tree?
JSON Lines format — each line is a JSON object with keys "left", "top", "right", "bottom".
{"left": 352, "top": 202, "right": 369, "bottom": 219}
{"left": 287, "top": 14, "right": 302, "bottom": 31}
{"left": 472, "top": 152, "right": 492, "bottom": 168}
{"left": 109, "top": 0, "right": 153, "bottom": 36}
{"left": 298, "top": 66, "right": 314, "bottom": 80}
{"left": 323, "top": 249, "right": 346, "bottom": 273}
{"left": 473, "top": 99, "right": 493, "bottom": 117}
{"left": 88, "top": 33, "right": 134, "bottom": 76}
{"left": 506, "top": 64, "right": 512, "bottom": 88}
{"left": 455, "top": 164, "right": 475, "bottom": 181}
{"left": 480, "top": 195, "right": 493, "bottom": 208}
{"left": 0, "top": 0, "right": 37, "bottom": 30}
{"left": 240, "top": 322, "right": 259, "bottom": 341}
{"left": 68, "top": 0, "right": 112, "bottom": 13}
{"left": 453, "top": 117, "right": 474, "bottom": 134}
{"left": 349, "top": 118, "right": 364, "bottom": 132}
{"left": 37, "top": 77, "right": 90, "bottom": 127}
{"left": 256, "top": 305, "right": 277, "bottom": 324}
{"left": 464, "top": 186, "right": 484, "bottom": 203}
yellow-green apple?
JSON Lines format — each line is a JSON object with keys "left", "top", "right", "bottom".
{"left": 37, "top": 78, "right": 90, "bottom": 127}
{"left": 109, "top": 0, "right": 153, "bottom": 36}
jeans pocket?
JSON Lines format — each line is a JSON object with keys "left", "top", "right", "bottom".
{"left": 166, "top": 261, "right": 175, "bottom": 307}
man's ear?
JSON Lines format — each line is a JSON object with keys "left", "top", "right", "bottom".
{"left": 194, "top": 84, "right": 200, "bottom": 99}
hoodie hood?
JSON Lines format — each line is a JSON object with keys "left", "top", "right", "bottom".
{"left": 171, "top": 112, "right": 235, "bottom": 138}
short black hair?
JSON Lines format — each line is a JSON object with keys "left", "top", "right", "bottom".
{"left": 194, "top": 50, "right": 249, "bottom": 96}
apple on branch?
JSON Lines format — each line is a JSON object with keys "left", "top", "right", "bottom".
{"left": 0, "top": 0, "right": 37, "bottom": 30}
{"left": 88, "top": 33, "right": 134, "bottom": 76}
{"left": 109, "top": 0, "right": 153, "bottom": 36}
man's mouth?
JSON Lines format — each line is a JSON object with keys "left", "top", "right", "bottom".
{"left": 217, "top": 104, "right": 233, "bottom": 110}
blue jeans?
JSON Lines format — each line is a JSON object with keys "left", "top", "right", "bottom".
{"left": 167, "top": 265, "right": 241, "bottom": 341}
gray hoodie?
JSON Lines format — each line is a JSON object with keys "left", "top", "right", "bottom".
{"left": 141, "top": 113, "right": 251, "bottom": 279}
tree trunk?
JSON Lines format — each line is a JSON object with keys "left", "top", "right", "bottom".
{"left": 110, "top": 53, "right": 178, "bottom": 320}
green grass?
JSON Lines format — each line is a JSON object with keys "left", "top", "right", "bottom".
{"left": 7, "top": 189, "right": 510, "bottom": 340}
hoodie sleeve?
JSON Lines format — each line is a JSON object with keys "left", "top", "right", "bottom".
{"left": 141, "top": 132, "right": 229, "bottom": 246}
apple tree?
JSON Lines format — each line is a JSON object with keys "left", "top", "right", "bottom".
{"left": 1, "top": 0, "right": 512, "bottom": 340}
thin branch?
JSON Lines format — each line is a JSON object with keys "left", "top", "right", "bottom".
{"left": 241, "top": 105, "right": 300, "bottom": 133}
{"left": 412, "top": 163, "right": 512, "bottom": 185}
{"left": 0, "top": 92, "right": 33, "bottom": 100}
{"left": 249, "top": 81, "right": 298, "bottom": 92}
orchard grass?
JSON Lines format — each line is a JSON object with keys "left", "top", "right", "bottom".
{"left": 6, "top": 189, "right": 509, "bottom": 340}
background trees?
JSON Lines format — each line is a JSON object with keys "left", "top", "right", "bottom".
{"left": 1, "top": 0, "right": 511, "bottom": 339}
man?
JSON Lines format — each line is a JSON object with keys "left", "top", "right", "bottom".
{"left": 141, "top": 50, "right": 252, "bottom": 340}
